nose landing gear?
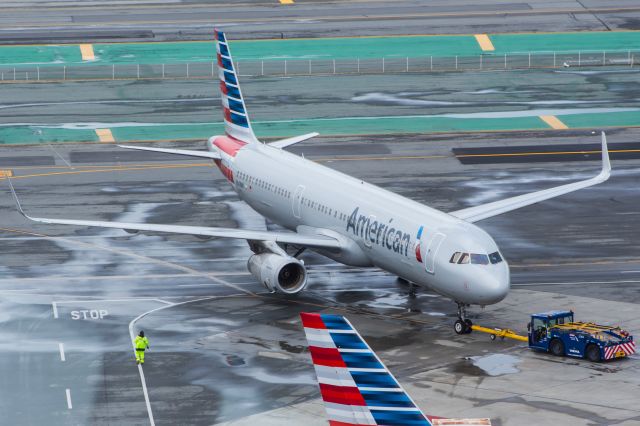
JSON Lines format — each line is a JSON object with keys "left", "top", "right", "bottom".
{"left": 454, "top": 302, "right": 473, "bottom": 334}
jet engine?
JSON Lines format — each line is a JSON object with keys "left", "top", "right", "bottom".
{"left": 247, "top": 253, "right": 308, "bottom": 294}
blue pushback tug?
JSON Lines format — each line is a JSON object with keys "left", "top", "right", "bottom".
{"left": 527, "top": 310, "right": 635, "bottom": 362}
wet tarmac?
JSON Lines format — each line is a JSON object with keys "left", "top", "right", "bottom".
{"left": 1, "top": 0, "right": 640, "bottom": 43}
{"left": 1, "top": 127, "right": 640, "bottom": 424}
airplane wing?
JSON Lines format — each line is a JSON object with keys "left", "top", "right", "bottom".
{"left": 450, "top": 132, "right": 611, "bottom": 223}
{"left": 300, "top": 312, "right": 491, "bottom": 426}
{"left": 268, "top": 132, "right": 319, "bottom": 149}
{"left": 6, "top": 179, "right": 340, "bottom": 250}
{"left": 117, "top": 144, "right": 221, "bottom": 160}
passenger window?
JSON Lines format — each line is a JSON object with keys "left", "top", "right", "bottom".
{"left": 450, "top": 252, "right": 462, "bottom": 263}
{"left": 458, "top": 253, "right": 470, "bottom": 264}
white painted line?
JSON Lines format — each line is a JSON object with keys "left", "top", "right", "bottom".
{"left": 620, "top": 270, "right": 640, "bottom": 274}
{"left": 65, "top": 389, "right": 72, "bottom": 409}
{"left": 55, "top": 298, "right": 173, "bottom": 305}
{"left": 47, "top": 143, "right": 74, "bottom": 169}
{"left": 52, "top": 302, "right": 58, "bottom": 319}
{"left": 126, "top": 294, "right": 244, "bottom": 426}
{"left": 59, "top": 343, "right": 66, "bottom": 362}
{"left": 137, "top": 364, "right": 155, "bottom": 426}
{"left": 127, "top": 296, "right": 224, "bottom": 426}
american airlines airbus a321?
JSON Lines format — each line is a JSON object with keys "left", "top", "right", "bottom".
{"left": 9, "top": 30, "right": 612, "bottom": 334}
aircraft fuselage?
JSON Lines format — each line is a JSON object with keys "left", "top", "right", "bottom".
{"left": 209, "top": 135, "right": 510, "bottom": 306}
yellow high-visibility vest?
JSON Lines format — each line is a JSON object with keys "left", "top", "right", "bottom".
{"left": 135, "top": 336, "right": 149, "bottom": 350}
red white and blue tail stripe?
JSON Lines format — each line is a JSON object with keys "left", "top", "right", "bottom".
{"left": 215, "top": 29, "right": 259, "bottom": 144}
{"left": 301, "top": 312, "right": 432, "bottom": 426}
{"left": 301, "top": 313, "right": 492, "bottom": 426}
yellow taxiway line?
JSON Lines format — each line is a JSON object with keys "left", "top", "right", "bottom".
{"left": 0, "top": 163, "right": 212, "bottom": 182}
{"left": 474, "top": 34, "right": 495, "bottom": 51}
{"left": 539, "top": 115, "right": 569, "bottom": 130}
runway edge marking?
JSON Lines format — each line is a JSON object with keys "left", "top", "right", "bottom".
{"left": 59, "top": 343, "right": 66, "bottom": 362}
{"left": 65, "top": 389, "right": 72, "bottom": 409}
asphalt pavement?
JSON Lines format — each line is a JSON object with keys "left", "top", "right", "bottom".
{"left": 1, "top": 128, "right": 640, "bottom": 424}
{"left": 0, "top": 0, "right": 639, "bottom": 42}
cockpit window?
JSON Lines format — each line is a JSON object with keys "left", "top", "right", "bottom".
{"left": 470, "top": 254, "right": 489, "bottom": 265}
{"left": 489, "top": 251, "right": 503, "bottom": 264}
{"left": 452, "top": 252, "right": 496, "bottom": 265}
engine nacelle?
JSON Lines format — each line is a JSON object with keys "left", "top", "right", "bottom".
{"left": 247, "top": 253, "right": 308, "bottom": 294}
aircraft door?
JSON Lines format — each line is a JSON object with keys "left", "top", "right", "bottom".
{"left": 529, "top": 317, "right": 549, "bottom": 349}
{"left": 292, "top": 185, "right": 305, "bottom": 219}
{"left": 424, "top": 232, "right": 446, "bottom": 274}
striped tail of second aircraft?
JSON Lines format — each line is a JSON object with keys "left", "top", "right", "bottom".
{"left": 300, "top": 312, "right": 492, "bottom": 426}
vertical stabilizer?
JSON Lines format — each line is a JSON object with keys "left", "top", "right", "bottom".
{"left": 215, "top": 29, "right": 259, "bottom": 144}
{"left": 300, "top": 312, "right": 492, "bottom": 426}
{"left": 300, "top": 312, "right": 433, "bottom": 426}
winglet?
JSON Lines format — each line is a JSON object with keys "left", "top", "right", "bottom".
{"left": 600, "top": 131, "right": 611, "bottom": 181}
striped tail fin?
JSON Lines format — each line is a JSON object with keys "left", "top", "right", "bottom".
{"left": 215, "top": 29, "right": 259, "bottom": 144}
{"left": 301, "top": 312, "right": 432, "bottom": 426}
{"left": 300, "top": 313, "right": 492, "bottom": 426}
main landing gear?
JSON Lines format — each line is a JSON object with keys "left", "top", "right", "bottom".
{"left": 454, "top": 302, "right": 473, "bottom": 334}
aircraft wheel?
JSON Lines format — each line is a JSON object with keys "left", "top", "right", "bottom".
{"left": 454, "top": 320, "right": 467, "bottom": 335}
{"left": 490, "top": 334, "right": 496, "bottom": 341}
{"left": 464, "top": 319, "right": 473, "bottom": 334}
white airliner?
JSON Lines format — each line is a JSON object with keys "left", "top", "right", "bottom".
{"left": 9, "top": 30, "right": 611, "bottom": 334}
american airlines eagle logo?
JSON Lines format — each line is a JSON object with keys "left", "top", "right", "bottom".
{"left": 415, "top": 225, "right": 424, "bottom": 263}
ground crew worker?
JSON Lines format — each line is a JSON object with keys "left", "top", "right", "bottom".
{"left": 134, "top": 330, "right": 150, "bottom": 364}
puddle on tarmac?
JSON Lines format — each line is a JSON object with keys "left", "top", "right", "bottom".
{"left": 453, "top": 353, "right": 521, "bottom": 376}
{"left": 468, "top": 353, "right": 521, "bottom": 376}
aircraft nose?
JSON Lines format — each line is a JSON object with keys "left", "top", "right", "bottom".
{"left": 483, "top": 265, "right": 510, "bottom": 304}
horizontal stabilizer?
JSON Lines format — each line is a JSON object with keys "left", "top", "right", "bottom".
{"left": 268, "top": 132, "right": 319, "bottom": 149}
{"left": 118, "top": 144, "right": 221, "bottom": 160}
